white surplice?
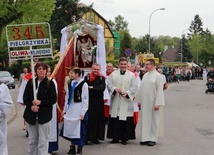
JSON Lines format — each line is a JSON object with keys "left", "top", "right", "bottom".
{"left": 63, "top": 79, "right": 88, "bottom": 139}
{"left": 135, "top": 70, "right": 165, "bottom": 142}
{"left": 107, "top": 69, "right": 138, "bottom": 121}
{"left": 48, "top": 79, "right": 58, "bottom": 142}
{"left": 133, "top": 74, "right": 141, "bottom": 113}
{"left": 0, "top": 83, "right": 13, "bottom": 155}
{"left": 17, "top": 78, "right": 28, "bottom": 104}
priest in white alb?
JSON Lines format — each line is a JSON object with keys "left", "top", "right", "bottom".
{"left": 107, "top": 57, "right": 138, "bottom": 145}
{"left": 0, "top": 83, "right": 13, "bottom": 155}
{"left": 135, "top": 59, "right": 165, "bottom": 147}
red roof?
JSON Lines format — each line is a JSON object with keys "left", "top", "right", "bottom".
{"left": 162, "top": 48, "right": 179, "bottom": 62}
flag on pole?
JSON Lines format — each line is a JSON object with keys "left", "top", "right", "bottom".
{"left": 51, "top": 36, "right": 74, "bottom": 122}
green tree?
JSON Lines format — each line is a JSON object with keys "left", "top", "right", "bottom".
{"left": 132, "top": 34, "right": 162, "bottom": 58}
{"left": 0, "top": 0, "right": 55, "bottom": 68}
{"left": 49, "top": 0, "right": 92, "bottom": 50}
{"left": 156, "top": 35, "right": 180, "bottom": 52}
{"left": 108, "top": 19, "right": 115, "bottom": 30}
{"left": 188, "top": 14, "right": 204, "bottom": 38}
{"left": 108, "top": 15, "right": 129, "bottom": 58}
{"left": 188, "top": 34, "right": 204, "bottom": 64}
{"left": 0, "top": 0, "right": 23, "bottom": 65}
{"left": 0, "top": 0, "right": 55, "bottom": 37}
{"left": 0, "top": 29, "right": 9, "bottom": 68}
{"left": 187, "top": 16, "right": 214, "bottom": 66}
{"left": 199, "top": 31, "right": 214, "bottom": 66}
{"left": 120, "top": 30, "right": 132, "bottom": 57}
{"left": 187, "top": 14, "right": 207, "bottom": 65}
{"left": 178, "top": 35, "right": 192, "bottom": 62}
{"left": 152, "top": 38, "right": 162, "bottom": 58}
{"left": 133, "top": 35, "right": 149, "bottom": 54}
{"left": 113, "top": 15, "right": 128, "bottom": 32}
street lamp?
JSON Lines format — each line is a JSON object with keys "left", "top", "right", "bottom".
{"left": 148, "top": 8, "right": 165, "bottom": 52}
{"left": 180, "top": 29, "right": 188, "bottom": 65}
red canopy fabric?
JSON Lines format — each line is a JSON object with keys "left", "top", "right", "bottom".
{"left": 51, "top": 37, "right": 74, "bottom": 122}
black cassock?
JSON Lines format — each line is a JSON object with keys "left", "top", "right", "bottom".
{"left": 84, "top": 75, "right": 106, "bottom": 142}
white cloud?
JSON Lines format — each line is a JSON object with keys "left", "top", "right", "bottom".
{"left": 81, "top": 0, "right": 214, "bottom": 37}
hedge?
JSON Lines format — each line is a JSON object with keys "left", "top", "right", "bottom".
{"left": 9, "top": 59, "right": 59, "bottom": 78}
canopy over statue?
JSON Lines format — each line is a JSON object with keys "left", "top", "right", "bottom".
{"left": 51, "top": 19, "right": 107, "bottom": 121}
{"left": 135, "top": 52, "right": 159, "bottom": 65}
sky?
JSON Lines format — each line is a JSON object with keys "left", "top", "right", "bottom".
{"left": 81, "top": 0, "right": 214, "bottom": 38}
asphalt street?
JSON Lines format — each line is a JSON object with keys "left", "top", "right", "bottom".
{"left": 7, "top": 79, "right": 214, "bottom": 155}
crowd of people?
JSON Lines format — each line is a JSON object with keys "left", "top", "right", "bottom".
{"left": 2, "top": 57, "right": 214, "bottom": 155}
{"left": 159, "top": 64, "right": 210, "bottom": 83}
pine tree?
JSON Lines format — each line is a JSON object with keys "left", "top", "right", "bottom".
{"left": 179, "top": 35, "right": 193, "bottom": 62}
{"left": 114, "top": 15, "right": 128, "bottom": 32}
{"left": 188, "top": 14, "right": 204, "bottom": 38}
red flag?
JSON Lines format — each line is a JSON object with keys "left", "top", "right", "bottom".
{"left": 51, "top": 36, "right": 74, "bottom": 122}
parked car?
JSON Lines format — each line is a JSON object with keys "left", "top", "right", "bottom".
{"left": 0, "top": 71, "right": 15, "bottom": 89}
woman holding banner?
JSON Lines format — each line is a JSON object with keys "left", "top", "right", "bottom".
{"left": 23, "top": 62, "right": 57, "bottom": 155}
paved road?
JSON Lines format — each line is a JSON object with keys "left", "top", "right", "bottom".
{"left": 7, "top": 79, "right": 214, "bottom": 155}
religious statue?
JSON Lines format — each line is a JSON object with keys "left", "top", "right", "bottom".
{"left": 76, "top": 35, "right": 96, "bottom": 68}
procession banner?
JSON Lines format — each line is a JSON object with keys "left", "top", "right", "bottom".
{"left": 6, "top": 22, "right": 52, "bottom": 60}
